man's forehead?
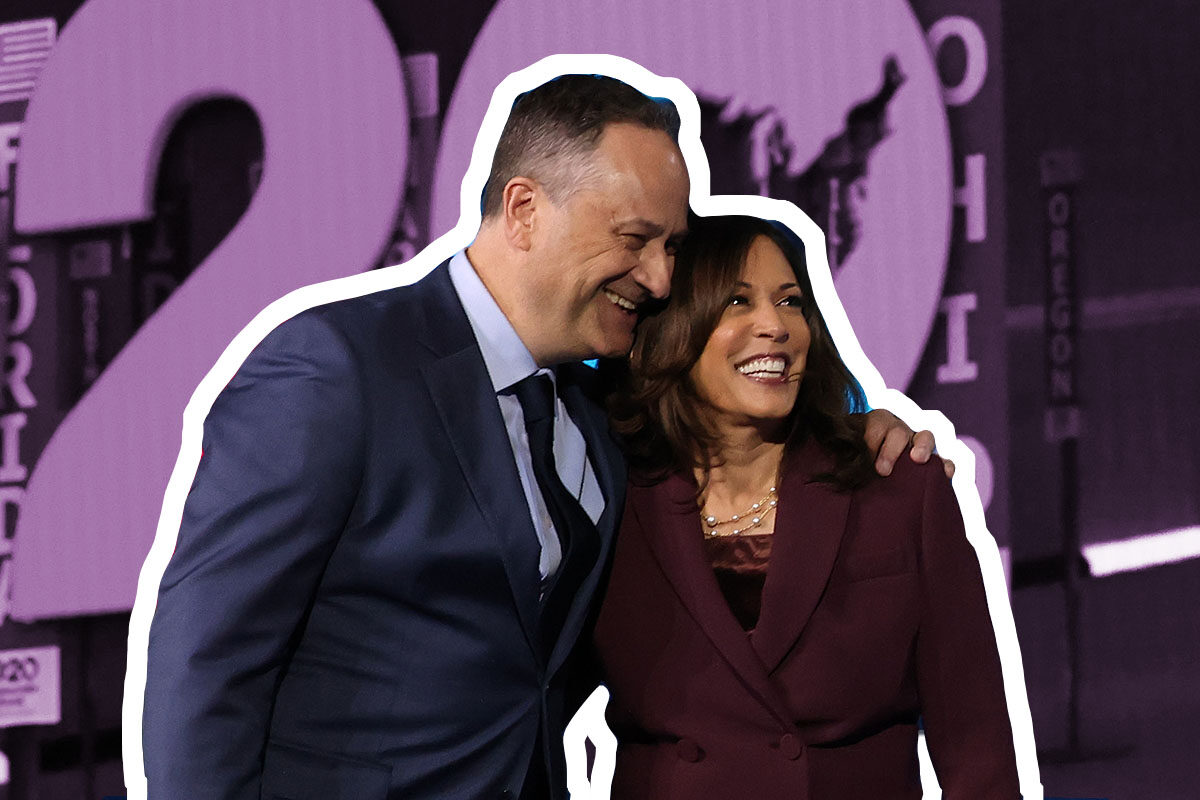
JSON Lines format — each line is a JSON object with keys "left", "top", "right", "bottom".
{"left": 589, "top": 134, "right": 688, "bottom": 213}
{"left": 615, "top": 215, "right": 689, "bottom": 238}
{"left": 591, "top": 121, "right": 680, "bottom": 162}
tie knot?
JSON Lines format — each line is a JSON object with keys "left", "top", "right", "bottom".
{"left": 511, "top": 373, "right": 555, "bottom": 425}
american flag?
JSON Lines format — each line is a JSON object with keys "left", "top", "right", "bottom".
{"left": 0, "top": 18, "right": 57, "bottom": 106}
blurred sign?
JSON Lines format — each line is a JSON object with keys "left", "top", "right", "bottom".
{"left": 0, "top": 644, "right": 60, "bottom": 726}
{"left": 1040, "top": 148, "right": 1083, "bottom": 442}
{"left": 0, "top": 19, "right": 57, "bottom": 107}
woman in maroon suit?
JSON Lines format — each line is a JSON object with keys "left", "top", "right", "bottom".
{"left": 594, "top": 215, "right": 1020, "bottom": 799}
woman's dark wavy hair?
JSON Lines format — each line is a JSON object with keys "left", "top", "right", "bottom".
{"left": 609, "top": 214, "right": 876, "bottom": 490}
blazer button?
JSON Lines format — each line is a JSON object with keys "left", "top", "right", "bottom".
{"left": 777, "top": 733, "right": 803, "bottom": 760}
{"left": 675, "top": 738, "right": 704, "bottom": 763}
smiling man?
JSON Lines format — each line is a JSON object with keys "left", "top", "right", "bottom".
{"left": 141, "top": 71, "right": 931, "bottom": 800}
{"left": 470, "top": 92, "right": 689, "bottom": 364}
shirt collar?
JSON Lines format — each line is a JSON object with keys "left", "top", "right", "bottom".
{"left": 448, "top": 250, "right": 542, "bottom": 393}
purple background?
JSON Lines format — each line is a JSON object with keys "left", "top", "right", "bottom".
{"left": 0, "top": 0, "right": 1197, "bottom": 798}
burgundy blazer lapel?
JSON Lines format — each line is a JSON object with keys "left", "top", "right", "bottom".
{"left": 752, "top": 440, "right": 852, "bottom": 673}
{"left": 634, "top": 473, "right": 794, "bottom": 727}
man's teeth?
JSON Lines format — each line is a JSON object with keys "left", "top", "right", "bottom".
{"left": 604, "top": 289, "right": 637, "bottom": 311}
{"left": 737, "top": 357, "right": 786, "bottom": 376}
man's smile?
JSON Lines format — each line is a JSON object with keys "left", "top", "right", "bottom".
{"left": 603, "top": 288, "right": 639, "bottom": 312}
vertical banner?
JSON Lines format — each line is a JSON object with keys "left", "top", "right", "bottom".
{"left": 1040, "top": 147, "right": 1085, "bottom": 754}
{"left": 1040, "top": 150, "right": 1082, "bottom": 443}
{"left": 906, "top": 0, "right": 1009, "bottom": 554}
{"left": 0, "top": 16, "right": 59, "bottom": 624}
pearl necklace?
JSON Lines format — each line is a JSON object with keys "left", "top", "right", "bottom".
{"left": 702, "top": 485, "right": 778, "bottom": 537}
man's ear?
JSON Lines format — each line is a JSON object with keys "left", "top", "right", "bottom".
{"left": 500, "top": 176, "right": 538, "bottom": 251}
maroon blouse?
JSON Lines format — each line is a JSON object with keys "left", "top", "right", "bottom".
{"left": 702, "top": 532, "right": 773, "bottom": 631}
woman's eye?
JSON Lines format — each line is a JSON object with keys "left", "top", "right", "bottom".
{"left": 727, "top": 294, "right": 749, "bottom": 306}
{"left": 779, "top": 294, "right": 804, "bottom": 307}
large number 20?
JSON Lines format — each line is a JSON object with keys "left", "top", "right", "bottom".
{"left": 13, "top": 0, "right": 408, "bottom": 620}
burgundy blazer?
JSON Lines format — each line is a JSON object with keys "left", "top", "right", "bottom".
{"left": 592, "top": 442, "right": 1020, "bottom": 800}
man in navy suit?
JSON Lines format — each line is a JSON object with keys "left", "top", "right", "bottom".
{"left": 141, "top": 72, "right": 929, "bottom": 800}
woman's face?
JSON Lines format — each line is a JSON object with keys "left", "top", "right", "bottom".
{"left": 689, "top": 236, "right": 812, "bottom": 435}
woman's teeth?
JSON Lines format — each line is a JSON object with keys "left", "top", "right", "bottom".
{"left": 736, "top": 357, "right": 786, "bottom": 377}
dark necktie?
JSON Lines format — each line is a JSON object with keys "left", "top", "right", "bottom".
{"left": 510, "top": 373, "right": 600, "bottom": 654}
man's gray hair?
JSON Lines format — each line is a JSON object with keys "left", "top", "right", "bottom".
{"left": 481, "top": 74, "right": 680, "bottom": 218}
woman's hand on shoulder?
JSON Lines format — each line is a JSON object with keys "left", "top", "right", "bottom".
{"left": 861, "top": 408, "right": 955, "bottom": 479}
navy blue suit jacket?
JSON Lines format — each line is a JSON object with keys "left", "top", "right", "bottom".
{"left": 144, "top": 263, "right": 626, "bottom": 799}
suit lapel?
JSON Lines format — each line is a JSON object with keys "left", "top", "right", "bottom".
{"left": 414, "top": 265, "right": 541, "bottom": 653}
{"left": 636, "top": 474, "right": 794, "bottom": 727}
{"left": 752, "top": 440, "right": 852, "bottom": 673}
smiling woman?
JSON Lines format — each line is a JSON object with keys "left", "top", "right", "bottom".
{"left": 596, "top": 214, "right": 1020, "bottom": 799}
{"left": 611, "top": 214, "right": 874, "bottom": 491}
{"left": 689, "top": 235, "right": 812, "bottom": 434}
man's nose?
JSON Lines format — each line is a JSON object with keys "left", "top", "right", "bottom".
{"left": 632, "top": 247, "right": 672, "bottom": 300}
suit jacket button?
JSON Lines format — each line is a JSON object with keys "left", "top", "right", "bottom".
{"left": 778, "top": 733, "right": 803, "bottom": 760}
{"left": 675, "top": 738, "right": 704, "bottom": 763}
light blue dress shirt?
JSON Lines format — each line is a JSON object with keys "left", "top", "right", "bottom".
{"left": 448, "top": 251, "right": 605, "bottom": 581}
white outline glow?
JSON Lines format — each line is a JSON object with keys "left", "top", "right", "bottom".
{"left": 123, "top": 54, "right": 1042, "bottom": 800}
{"left": 563, "top": 685, "right": 617, "bottom": 800}
{"left": 917, "top": 731, "right": 941, "bottom": 799}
